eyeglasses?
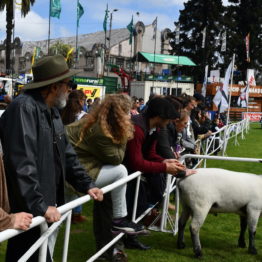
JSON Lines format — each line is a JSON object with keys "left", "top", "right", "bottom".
{"left": 59, "top": 81, "right": 71, "bottom": 88}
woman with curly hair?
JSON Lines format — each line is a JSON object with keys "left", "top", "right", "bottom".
{"left": 66, "top": 94, "right": 145, "bottom": 257}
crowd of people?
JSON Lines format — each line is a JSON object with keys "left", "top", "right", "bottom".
{"left": 0, "top": 55, "right": 226, "bottom": 262}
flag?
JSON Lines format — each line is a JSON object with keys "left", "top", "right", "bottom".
{"left": 152, "top": 17, "right": 157, "bottom": 40}
{"left": 103, "top": 4, "right": 109, "bottom": 32}
{"left": 50, "top": 0, "right": 61, "bottom": 19}
{"left": 201, "top": 27, "right": 206, "bottom": 48}
{"left": 213, "top": 60, "right": 233, "bottom": 113}
{"left": 127, "top": 16, "right": 134, "bottom": 45}
{"left": 245, "top": 33, "right": 250, "bottom": 62}
{"left": 221, "top": 31, "right": 227, "bottom": 52}
{"left": 237, "top": 85, "right": 248, "bottom": 108}
{"left": 66, "top": 47, "right": 74, "bottom": 61}
{"left": 247, "top": 69, "right": 256, "bottom": 86}
{"left": 175, "top": 24, "right": 180, "bottom": 45}
{"left": 201, "top": 65, "right": 208, "bottom": 97}
{"left": 215, "top": 32, "right": 221, "bottom": 46}
{"left": 77, "top": 1, "right": 84, "bottom": 27}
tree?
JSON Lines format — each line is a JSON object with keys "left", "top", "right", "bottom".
{"left": 49, "top": 41, "right": 74, "bottom": 67}
{"left": 0, "top": 0, "right": 35, "bottom": 75}
{"left": 169, "top": 0, "right": 224, "bottom": 83}
{"left": 224, "top": 0, "right": 262, "bottom": 83}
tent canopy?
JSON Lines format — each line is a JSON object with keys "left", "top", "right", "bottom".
{"left": 137, "top": 52, "right": 196, "bottom": 66}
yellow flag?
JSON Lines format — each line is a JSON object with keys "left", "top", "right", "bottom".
{"left": 66, "top": 48, "right": 74, "bottom": 61}
{"left": 30, "top": 47, "right": 37, "bottom": 74}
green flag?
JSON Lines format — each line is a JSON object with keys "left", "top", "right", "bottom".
{"left": 77, "top": 1, "right": 84, "bottom": 27}
{"left": 50, "top": 0, "right": 61, "bottom": 19}
{"left": 127, "top": 16, "right": 133, "bottom": 45}
{"left": 103, "top": 4, "right": 109, "bottom": 32}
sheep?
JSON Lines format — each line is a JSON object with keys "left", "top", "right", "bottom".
{"left": 177, "top": 168, "right": 262, "bottom": 258}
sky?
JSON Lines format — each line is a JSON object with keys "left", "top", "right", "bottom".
{"left": 0, "top": 0, "right": 229, "bottom": 42}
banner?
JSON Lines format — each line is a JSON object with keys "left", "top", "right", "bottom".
{"left": 127, "top": 16, "right": 134, "bottom": 45}
{"left": 66, "top": 47, "right": 74, "bottom": 61}
{"left": 50, "top": 0, "right": 61, "bottom": 19}
{"left": 175, "top": 24, "right": 180, "bottom": 45}
{"left": 213, "top": 60, "right": 233, "bottom": 113}
{"left": 245, "top": 33, "right": 250, "bottom": 62}
{"left": 238, "top": 69, "right": 256, "bottom": 108}
{"left": 77, "top": 1, "right": 84, "bottom": 27}
{"left": 221, "top": 31, "right": 226, "bottom": 52}
{"left": 103, "top": 4, "right": 109, "bottom": 32}
{"left": 152, "top": 17, "right": 157, "bottom": 40}
{"left": 201, "top": 65, "right": 208, "bottom": 97}
{"left": 242, "top": 112, "right": 262, "bottom": 122}
{"left": 201, "top": 27, "right": 206, "bottom": 48}
{"left": 209, "top": 70, "right": 220, "bottom": 83}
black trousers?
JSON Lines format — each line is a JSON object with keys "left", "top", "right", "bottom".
{"left": 5, "top": 227, "right": 52, "bottom": 262}
{"left": 93, "top": 193, "right": 125, "bottom": 258}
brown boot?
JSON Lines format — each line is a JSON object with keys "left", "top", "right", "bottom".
{"left": 71, "top": 214, "right": 87, "bottom": 224}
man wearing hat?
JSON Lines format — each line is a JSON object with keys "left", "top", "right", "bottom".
{"left": 0, "top": 55, "right": 103, "bottom": 261}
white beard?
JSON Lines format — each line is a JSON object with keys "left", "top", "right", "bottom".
{"left": 54, "top": 90, "right": 68, "bottom": 109}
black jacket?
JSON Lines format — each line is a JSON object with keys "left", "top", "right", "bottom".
{"left": 0, "top": 91, "right": 95, "bottom": 217}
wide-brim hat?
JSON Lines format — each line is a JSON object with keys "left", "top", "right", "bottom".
{"left": 24, "top": 55, "right": 82, "bottom": 90}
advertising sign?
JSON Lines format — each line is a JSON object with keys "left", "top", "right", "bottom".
{"left": 242, "top": 112, "right": 262, "bottom": 122}
{"left": 77, "top": 85, "right": 105, "bottom": 99}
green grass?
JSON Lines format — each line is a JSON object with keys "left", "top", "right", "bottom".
{"left": 1, "top": 123, "right": 262, "bottom": 261}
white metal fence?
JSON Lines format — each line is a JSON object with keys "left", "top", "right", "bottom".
{"left": 0, "top": 118, "right": 250, "bottom": 261}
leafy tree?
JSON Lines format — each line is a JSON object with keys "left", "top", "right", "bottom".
{"left": 49, "top": 41, "right": 74, "bottom": 67}
{"left": 225, "top": 0, "right": 262, "bottom": 83}
{"left": 0, "top": 0, "right": 35, "bottom": 74}
{"left": 169, "top": 0, "right": 224, "bottom": 83}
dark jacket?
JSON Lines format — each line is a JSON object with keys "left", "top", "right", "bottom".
{"left": 156, "top": 122, "right": 177, "bottom": 159}
{"left": 0, "top": 91, "right": 96, "bottom": 217}
{"left": 124, "top": 113, "right": 166, "bottom": 174}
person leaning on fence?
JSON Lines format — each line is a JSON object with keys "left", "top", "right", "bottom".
{"left": 61, "top": 89, "right": 89, "bottom": 224}
{"left": 66, "top": 94, "right": 147, "bottom": 262}
{"left": 123, "top": 96, "right": 196, "bottom": 250}
{"left": 0, "top": 55, "right": 103, "bottom": 262}
{"left": 0, "top": 147, "right": 33, "bottom": 232}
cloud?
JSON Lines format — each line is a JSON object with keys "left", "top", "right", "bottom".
{"left": 0, "top": 8, "right": 73, "bottom": 41}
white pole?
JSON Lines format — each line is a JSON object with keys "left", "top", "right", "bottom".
{"left": 226, "top": 53, "right": 235, "bottom": 126}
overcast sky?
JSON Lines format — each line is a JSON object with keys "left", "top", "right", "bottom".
{"left": 0, "top": 0, "right": 229, "bottom": 42}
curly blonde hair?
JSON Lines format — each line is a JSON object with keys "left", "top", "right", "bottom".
{"left": 79, "top": 94, "right": 134, "bottom": 144}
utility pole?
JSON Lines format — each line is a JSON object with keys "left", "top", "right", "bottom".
{"left": 107, "top": 9, "right": 118, "bottom": 76}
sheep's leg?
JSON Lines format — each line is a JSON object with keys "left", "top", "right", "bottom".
{"left": 189, "top": 206, "right": 209, "bottom": 258}
{"left": 247, "top": 209, "right": 260, "bottom": 255}
{"left": 238, "top": 215, "right": 247, "bottom": 248}
{"left": 177, "top": 206, "right": 191, "bottom": 249}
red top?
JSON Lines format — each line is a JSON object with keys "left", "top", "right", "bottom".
{"left": 125, "top": 125, "right": 166, "bottom": 174}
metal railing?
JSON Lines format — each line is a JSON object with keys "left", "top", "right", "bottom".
{"left": 0, "top": 119, "right": 250, "bottom": 261}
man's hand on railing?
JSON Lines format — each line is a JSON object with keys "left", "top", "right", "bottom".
{"left": 13, "top": 212, "right": 33, "bottom": 231}
{"left": 88, "top": 187, "right": 103, "bottom": 201}
{"left": 44, "top": 206, "right": 61, "bottom": 223}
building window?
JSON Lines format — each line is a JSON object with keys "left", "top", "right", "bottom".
{"left": 85, "top": 56, "right": 94, "bottom": 71}
{"left": 115, "top": 57, "right": 124, "bottom": 67}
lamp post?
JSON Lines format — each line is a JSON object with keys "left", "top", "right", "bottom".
{"left": 107, "top": 9, "right": 118, "bottom": 76}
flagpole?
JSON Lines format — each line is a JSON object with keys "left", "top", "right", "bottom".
{"left": 153, "top": 17, "right": 157, "bottom": 86}
{"left": 75, "top": 0, "right": 79, "bottom": 69}
{"left": 225, "top": 53, "right": 235, "bottom": 126}
{"left": 47, "top": 0, "right": 51, "bottom": 55}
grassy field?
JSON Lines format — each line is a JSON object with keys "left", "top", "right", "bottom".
{"left": 0, "top": 123, "right": 261, "bottom": 261}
